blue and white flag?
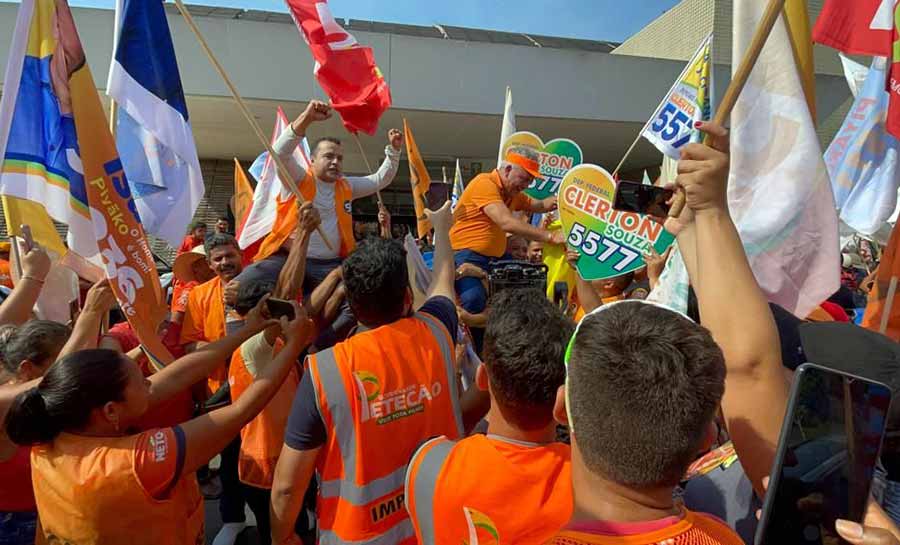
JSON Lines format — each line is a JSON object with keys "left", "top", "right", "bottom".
{"left": 451, "top": 158, "right": 464, "bottom": 212}
{"left": 107, "top": 0, "right": 204, "bottom": 248}
{"left": 825, "top": 58, "right": 900, "bottom": 237}
{"left": 642, "top": 33, "right": 713, "bottom": 159}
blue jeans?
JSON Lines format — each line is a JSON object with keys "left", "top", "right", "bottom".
{"left": 0, "top": 511, "right": 37, "bottom": 545}
{"left": 883, "top": 479, "right": 900, "bottom": 526}
{"left": 236, "top": 255, "right": 353, "bottom": 349}
{"left": 454, "top": 250, "right": 493, "bottom": 314}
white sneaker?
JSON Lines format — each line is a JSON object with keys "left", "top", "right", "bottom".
{"left": 211, "top": 522, "right": 246, "bottom": 545}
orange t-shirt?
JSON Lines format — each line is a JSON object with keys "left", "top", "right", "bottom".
{"left": 544, "top": 509, "right": 743, "bottom": 545}
{"left": 450, "top": 170, "right": 532, "bottom": 258}
{"left": 0, "top": 259, "right": 13, "bottom": 289}
{"left": 179, "top": 276, "right": 227, "bottom": 392}
{"left": 170, "top": 280, "right": 199, "bottom": 315}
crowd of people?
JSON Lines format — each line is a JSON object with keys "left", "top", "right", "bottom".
{"left": 0, "top": 102, "right": 898, "bottom": 545}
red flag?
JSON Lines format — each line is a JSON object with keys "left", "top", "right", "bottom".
{"left": 285, "top": 0, "right": 391, "bottom": 135}
{"left": 812, "top": 0, "right": 893, "bottom": 56}
{"left": 890, "top": 4, "right": 900, "bottom": 139}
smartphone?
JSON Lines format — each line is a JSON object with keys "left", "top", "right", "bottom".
{"left": 266, "top": 298, "right": 296, "bottom": 321}
{"left": 612, "top": 181, "right": 673, "bottom": 218}
{"left": 755, "top": 363, "right": 892, "bottom": 545}
{"left": 20, "top": 224, "right": 34, "bottom": 253}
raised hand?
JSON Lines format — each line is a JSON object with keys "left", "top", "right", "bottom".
{"left": 388, "top": 129, "right": 404, "bottom": 151}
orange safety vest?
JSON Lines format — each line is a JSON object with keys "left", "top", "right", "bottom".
{"left": 228, "top": 338, "right": 300, "bottom": 489}
{"left": 545, "top": 509, "right": 745, "bottom": 545}
{"left": 31, "top": 432, "right": 204, "bottom": 545}
{"left": 405, "top": 434, "right": 573, "bottom": 545}
{"left": 255, "top": 171, "right": 356, "bottom": 262}
{"left": 307, "top": 312, "right": 463, "bottom": 545}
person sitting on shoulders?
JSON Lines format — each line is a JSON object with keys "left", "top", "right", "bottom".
{"left": 236, "top": 100, "right": 404, "bottom": 349}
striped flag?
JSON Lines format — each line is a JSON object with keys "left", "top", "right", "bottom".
{"left": 0, "top": 0, "right": 172, "bottom": 368}
{"left": 107, "top": 0, "right": 204, "bottom": 248}
{"left": 238, "top": 107, "right": 311, "bottom": 255}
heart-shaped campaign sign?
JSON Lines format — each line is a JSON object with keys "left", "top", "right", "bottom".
{"left": 559, "top": 164, "right": 675, "bottom": 281}
{"left": 501, "top": 131, "right": 583, "bottom": 200}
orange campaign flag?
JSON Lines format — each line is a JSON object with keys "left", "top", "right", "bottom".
{"left": 403, "top": 119, "right": 432, "bottom": 239}
{"left": 862, "top": 220, "right": 900, "bottom": 341}
{"left": 69, "top": 55, "right": 174, "bottom": 370}
{"left": 232, "top": 158, "right": 254, "bottom": 241}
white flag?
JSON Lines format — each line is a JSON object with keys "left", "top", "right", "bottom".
{"left": 497, "top": 86, "right": 516, "bottom": 167}
{"left": 728, "top": 0, "right": 839, "bottom": 317}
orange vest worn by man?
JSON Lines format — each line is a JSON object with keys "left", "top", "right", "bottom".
{"left": 405, "top": 288, "right": 575, "bottom": 545}
{"left": 256, "top": 170, "right": 356, "bottom": 261}
{"left": 32, "top": 428, "right": 204, "bottom": 545}
{"left": 306, "top": 311, "right": 461, "bottom": 544}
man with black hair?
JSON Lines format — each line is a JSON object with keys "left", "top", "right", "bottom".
{"left": 237, "top": 101, "right": 404, "bottom": 348}
{"left": 270, "top": 202, "right": 463, "bottom": 545}
{"left": 547, "top": 124, "right": 743, "bottom": 545}
{"left": 405, "top": 288, "right": 574, "bottom": 545}
{"left": 215, "top": 216, "right": 231, "bottom": 235}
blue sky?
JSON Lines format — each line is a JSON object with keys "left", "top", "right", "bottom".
{"left": 5, "top": 0, "right": 681, "bottom": 42}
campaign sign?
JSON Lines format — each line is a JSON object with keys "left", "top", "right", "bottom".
{"left": 501, "top": 131, "right": 583, "bottom": 200}
{"left": 559, "top": 164, "right": 675, "bottom": 280}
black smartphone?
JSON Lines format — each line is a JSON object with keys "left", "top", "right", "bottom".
{"left": 266, "top": 297, "right": 296, "bottom": 321}
{"left": 612, "top": 181, "right": 673, "bottom": 218}
{"left": 755, "top": 363, "right": 892, "bottom": 545}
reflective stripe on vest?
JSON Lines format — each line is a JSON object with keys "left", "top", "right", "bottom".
{"left": 318, "top": 519, "right": 416, "bottom": 545}
{"left": 407, "top": 437, "right": 455, "bottom": 544}
{"left": 311, "top": 313, "right": 459, "bottom": 506}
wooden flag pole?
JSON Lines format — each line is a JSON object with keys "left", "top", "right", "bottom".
{"left": 351, "top": 133, "right": 384, "bottom": 206}
{"left": 172, "top": 0, "right": 333, "bottom": 251}
{"left": 668, "top": 0, "right": 787, "bottom": 218}
{"left": 879, "top": 277, "right": 898, "bottom": 335}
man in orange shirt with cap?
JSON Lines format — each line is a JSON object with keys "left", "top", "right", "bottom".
{"left": 450, "top": 145, "right": 563, "bottom": 349}
{"left": 405, "top": 287, "right": 575, "bottom": 545}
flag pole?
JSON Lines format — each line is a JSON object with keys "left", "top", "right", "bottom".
{"left": 351, "top": 133, "right": 384, "bottom": 206}
{"left": 880, "top": 277, "right": 898, "bottom": 334}
{"left": 668, "top": 0, "right": 788, "bottom": 218}
{"left": 611, "top": 32, "right": 712, "bottom": 178}
{"left": 172, "top": 0, "right": 333, "bottom": 251}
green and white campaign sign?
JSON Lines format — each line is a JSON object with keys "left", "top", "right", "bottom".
{"left": 501, "top": 131, "right": 583, "bottom": 200}
{"left": 559, "top": 164, "right": 675, "bottom": 281}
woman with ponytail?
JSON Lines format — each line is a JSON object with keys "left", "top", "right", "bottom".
{"left": 4, "top": 296, "right": 314, "bottom": 545}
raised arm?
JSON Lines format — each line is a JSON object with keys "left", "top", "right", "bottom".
{"left": 58, "top": 279, "right": 116, "bottom": 358}
{"left": 347, "top": 129, "right": 403, "bottom": 199}
{"left": 274, "top": 202, "right": 320, "bottom": 301}
{"left": 566, "top": 249, "right": 602, "bottom": 315}
{"left": 484, "top": 202, "right": 565, "bottom": 245}
{"left": 677, "top": 123, "right": 788, "bottom": 496}
{"left": 425, "top": 201, "right": 455, "bottom": 301}
{"left": 179, "top": 302, "right": 314, "bottom": 475}
{"left": 147, "top": 298, "right": 276, "bottom": 407}
{"left": 0, "top": 245, "right": 51, "bottom": 326}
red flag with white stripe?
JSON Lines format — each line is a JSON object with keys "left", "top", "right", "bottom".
{"left": 284, "top": 0, "right": 392, "bottom": 135}
{"left": 813, "top": 0, "right": 894, "bottom": 56}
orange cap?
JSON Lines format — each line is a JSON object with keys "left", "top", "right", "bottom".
{"left": 506, "top": 151, "right": 541, "bottom": 178}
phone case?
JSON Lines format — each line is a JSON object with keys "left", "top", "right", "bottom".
{"left": 754, "top": 363, "right": 893, "bottom": 545}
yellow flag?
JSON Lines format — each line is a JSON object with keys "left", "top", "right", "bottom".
{"left": 784, "top": 0, "right": 816, "bottom": 121}
{"left": 403, "top": 119, "right": 432, "bottom": 239}
{"left": 231, "top": 158, "right": 254, "bottom": 236}
{"left": 1, "top": 196, "right": 66, "bottom": 255}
